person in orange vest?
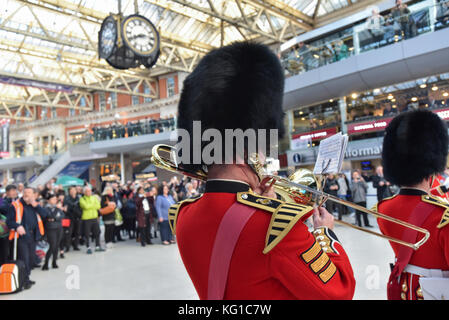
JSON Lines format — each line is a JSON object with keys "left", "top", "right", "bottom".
{"left": 6, "top": 187, "right": 47, "bottom": 290}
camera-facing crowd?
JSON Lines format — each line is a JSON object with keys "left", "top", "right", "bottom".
{"left": 323, "top": 166, "right": 401, "bottom": 228}
{"left": 0, "top": 175, "right": 204, "bottom": 291}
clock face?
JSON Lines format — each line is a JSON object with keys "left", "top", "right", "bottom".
{"left": 122, "top": 15, "right": 159, "bottom": 57}
{"left": 99, "top": 16, "right": 117, "bottom": 59}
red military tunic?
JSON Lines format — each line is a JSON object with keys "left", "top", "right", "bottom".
{"left": 377, "top": 188, "right": 449, "bottom": 300}
{"left": 169, "top": 180, "right": 355, "bottom": 300}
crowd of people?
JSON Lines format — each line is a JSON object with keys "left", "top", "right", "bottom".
{"left": 89, "top": 116, "right": 176, "bottom": 142}
{"left": 0, "top": 175, "right": 204, "bottom": 290}
{"left": 283, "top": 0, "right": 449, "bottom": 76}
{"left": 323, "top": 165, "right": 399, "bottom": 228}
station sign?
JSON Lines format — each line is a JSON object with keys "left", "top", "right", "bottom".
{"left": 434, "top": 108, "right": 449, "bottom": 120}
{"left": 291, "top": 127, "right": 337, "bottom": 142}
{"left": 347, "top": 117, "right": 393, "bottom": 135}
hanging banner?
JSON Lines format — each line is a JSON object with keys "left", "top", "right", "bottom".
{"left": 0, "top": 76, "right": 73, "bottom": 93}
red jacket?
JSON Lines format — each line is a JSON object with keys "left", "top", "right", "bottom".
{"left": 377, "top": 188, "right": 449, "bottom": 300}
{"left": 170, "top": 180, "right": 355, "bottom": 300}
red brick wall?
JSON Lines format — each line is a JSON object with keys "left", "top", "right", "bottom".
{"left": 159, "top": 78, "right": 167, "bottom": 99}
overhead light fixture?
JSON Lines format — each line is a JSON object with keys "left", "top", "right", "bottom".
{"left": 351, "top": 93, "right": 358, "bottom": 99}
{"left": 299, "top": 111, "right": 303, "bottom": 115}
{"left": 411, "top": 97, "right": 418, "bottom": 102}
{"left": 388, "top": 94, "right": 394, "bottom": 100}
{"left": 373, "top": 88, "right": 381, "bottom": 94}
{"left": 443, "top": 92, "right": 448, "bottom": 97}
{"left": 313, "top": 54, "right": 320, "bottom": 59}
{"left": 419, "top": 84, "right": 427, "bottom": 88}
{"left": 392, "top": 105, "right": 397, "bottom": 108}
{"left": 329, "top": 99, "right": 333, "bottom": 102}
{"left": 432, "top": 86, "right": 438, "bottom": 91}
{"left": 391, "top": 98, "right": 396, "bottom": 102}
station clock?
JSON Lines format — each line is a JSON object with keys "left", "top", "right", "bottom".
{"left": 98, "top": 14, "right": 160, "bottom": 70}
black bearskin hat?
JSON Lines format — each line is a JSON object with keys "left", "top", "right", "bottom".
{"left": 382, "top": 110, "right": 448, "bottom": 186}
{"left": 176, "top": 41, "right": 285, "bottom": 171}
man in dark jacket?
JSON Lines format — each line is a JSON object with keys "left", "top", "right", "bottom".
{"left": 6, "top": 187, "right": 48, "bottom": 289}
{"left": 371, "top": 166, "right": 393, "bottom": 202}
{"left": 63, "top": 186, "right": 82, "bottom": 251}
{"left": 0, "top": 185, "right": 18, "bottom": 215}
{"left": 323, "top": 174, "right": 339, "bottom": 215}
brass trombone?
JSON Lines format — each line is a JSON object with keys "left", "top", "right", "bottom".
{"left": 151, "top": 144, "right": 430, "bottom": 250}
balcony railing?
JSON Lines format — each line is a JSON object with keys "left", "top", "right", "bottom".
{"left": 281, "top": 1, "right": 449, "bottom": 77}
{"left": 89, "top": 117, "right": 176, "bottom": 142}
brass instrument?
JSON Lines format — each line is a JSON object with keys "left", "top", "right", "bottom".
{"left": 151, "top": 144, "right": 430, "bottom": 250}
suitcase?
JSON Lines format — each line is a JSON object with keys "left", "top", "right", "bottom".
{"left": 0, "top": 233, "right": 26, "bottom": 294}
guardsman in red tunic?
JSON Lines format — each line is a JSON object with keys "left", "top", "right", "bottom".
{"left": 168, "top": 42, "right": 355, "bottom": 300}
{"left": 376, "top": 110, "right": 449, "bottom": 300}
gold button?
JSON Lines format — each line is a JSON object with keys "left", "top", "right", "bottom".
{"left": 402, "top": 281, "right": 408, "bottom": 292}
{"left": 401, "top": 292, "right": 407, "bottom": 300}
{"left": 416, "top": 287, "right": 423, "bottom": 298}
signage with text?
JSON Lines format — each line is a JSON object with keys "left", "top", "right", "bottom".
{"left": 434, "top": 108, "right": 449, "bottom": 120}
{"left": 347, "top": 118, "right": 393, "bottom": 135}
{"left": 291, "top": 127, "right": 337, "bottom": 142}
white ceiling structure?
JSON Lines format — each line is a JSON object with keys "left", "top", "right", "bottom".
{"left": 0, "top": 0, "right": 376, "bottom": 120}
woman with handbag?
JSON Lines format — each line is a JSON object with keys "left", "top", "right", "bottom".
{"left": 100, "top": 186, "right": 116, "bottom": 249}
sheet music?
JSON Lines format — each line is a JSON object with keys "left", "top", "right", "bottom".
{"left": 313, "top": 132, "right": 348, "bottom": 175}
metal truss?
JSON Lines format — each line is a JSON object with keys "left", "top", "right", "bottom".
{"left": 0, "top": 0, "right": 368, "bottom": 121}
{"left": 0, "top": 90, "right": 93, "bottom": 121}
{"left": 170, "top": 0, "right": 314, "bottom": 43}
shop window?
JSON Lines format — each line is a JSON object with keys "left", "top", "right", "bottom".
{"left": 132, "top": 95, "right": 140, "bottom": 105}
{"left": 41, "top": 107, "right": 47, "bottom": 120}
{"left": 143, "top": 83, "right": 152, "bottom": 103}
{"left": 292, "top": 101, "right": 340, "bottom": 134}
{"left": 80, "top": 96, "right": 87, "bottom": 115}
{"left": 110, "top": 92, "right": 117, "bottom": 108}
{"left": 167, "top": 77, "right": 175, "bottom": 97}
{"left": 13, "top": 140, "right": 25, "bottom": 158}
{"left": 99, "top": 92, "right": 106, "bottom": 112}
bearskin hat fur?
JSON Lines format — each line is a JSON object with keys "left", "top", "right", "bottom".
{"left": 382, "top": 110, "right": 448, "bottom": 186}
{"left": 176, "top": 41, "right": 285, "bottom": 170}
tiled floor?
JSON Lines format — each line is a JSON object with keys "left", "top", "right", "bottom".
{"left": 1, "top": 213, "right": 394, "bottom": 300}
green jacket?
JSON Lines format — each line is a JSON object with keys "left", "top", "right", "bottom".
{"left": 79, "top": 195, "right": 101, "bottom": 220}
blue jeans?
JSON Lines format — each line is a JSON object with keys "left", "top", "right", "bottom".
{"left": 160, "top": 220, "right": 172, "bottom": 243}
